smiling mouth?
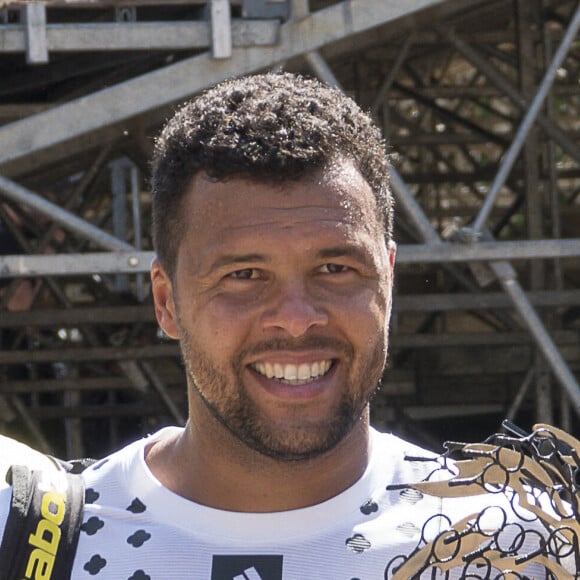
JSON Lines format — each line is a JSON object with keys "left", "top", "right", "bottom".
{"left": 251, "top": 360, "right": 334, "bottom": 386}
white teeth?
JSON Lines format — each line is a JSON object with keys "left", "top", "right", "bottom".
{"left": 253, "top": 360, "right": 333, "bottom": 384}
{"left": 298, "top": 363, "right": 310, "bottom": 380}
{"left": 274, "top": 363, "right": 284, "bottom": 379}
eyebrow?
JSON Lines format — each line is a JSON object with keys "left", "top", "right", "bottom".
{"left": 317, "top": 246, "right": 372, "bottom": 266}
{"left": 207, "top": 253, "right": 269, "bottom": 274}
{"left": 205, "top": 246, "right": 373, "bottom": 275}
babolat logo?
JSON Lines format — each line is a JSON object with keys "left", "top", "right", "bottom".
{"left": 21, "top": 477, "right": 67, "bottom": 580}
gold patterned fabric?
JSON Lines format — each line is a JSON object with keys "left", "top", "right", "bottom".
{"left": 386, "top": 424, "right": 579, "bottom": 579}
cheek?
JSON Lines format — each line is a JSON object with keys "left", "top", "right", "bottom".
{"left": 333, "top": 287, "right": 388, "bottom": 340}
{"left": 192, "top": 298, "right": 255, "bottom": 352}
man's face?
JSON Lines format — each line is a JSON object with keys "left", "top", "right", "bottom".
{"left": 152, "top": 160, "right": 396, "bottom": 461}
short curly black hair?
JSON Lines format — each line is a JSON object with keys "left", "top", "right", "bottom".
{"left": 151, "top": 72, "right": 393, "bottom": 276}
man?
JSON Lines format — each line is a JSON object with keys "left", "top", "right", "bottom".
{"left": 0, "top": 73, "right": 570, "bottom": 579}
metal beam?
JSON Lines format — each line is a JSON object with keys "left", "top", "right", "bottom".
{"left": 211, "top": 0, "right": 233, "bottom": 59}
{"left": 24, "top": 3, "right": 48, "bottom": 64}
{"left": 1, "top": 289, "right": 578, "bottom": 328}
{"left": 471, "top": 3, "right": 580, "bottom": 234}
{"left": 8, "top": 395, "right": 53, "bottom": 454}
{"left": 0, "top": 332, "right": 576, "bottom": 365}
{"left": 383, "top": 404, "right": 505, "bottom": 421}
{"left": 390, "top": 168, "right": 442, "bottom": 245}
{"left": 0, "top": 344, "right": 180, "bottom": 364}
{"left": 394, "top": 290, "right": 580, "bottom": 312}
{"left": 491, "top": 260, "right": 580, "bottom": 407}
{"left": 0, "top": 20, "right": 278, "bottom": 52}
{"left": 391, "top": 330, "right": 579, "bottom": 349}
{"left": 39, "top": 143, "right": 115, "bottom": 250}
{"left": 0, "top": 305, "right": 156, "bottom": 327}
{"left": 0, "top": 251, "right": 151, "bottom": 277}
{"left": 28, "top": 403, "right": 171, "bottom": 421}
{"left": 394, "top": 81, "right": 509, "bottom": 148}
{"left": 4, "top": 0, "right": 241, "bottom": 5}
{"left": 390, "top": 164, "right": 580, "bottom": 413}
{"left": 0, "top": 174, "right": 134, "bottom": 251}
{"left": 0, "top": 377, "right": 140, "bottom": 394}
{"left": 2, "top": 239, "right": 579, "bottom": 277}
{"left": 444, "top": 27, "right": 580, "bottom": 166}
{"left": 397, "top": 239, "right": 580, "bottom": 264}
{"left": 141, "top": 361, "right": 186, "bottom": 425}
{"left": 0, "top": 0, "right": 448, "bottom": 173}
{"left": 291, "top": 0, "right": 309, "bottom": 20}
{"left": 304, "top": 51, "right": 340, "bottom": 87}
{"left": 370, "top": 33, "right": 415, "bottom": 115}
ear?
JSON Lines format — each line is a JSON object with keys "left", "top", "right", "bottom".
{"left": 384, "top": 241, "right": 397, "bottom": 319}
{"left": 387, "top": 240, "right": 396, "bottom": 276}
{"left": 151, "top": 258, "right": 180, "bottom": 339}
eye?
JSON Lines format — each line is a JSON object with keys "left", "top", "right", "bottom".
{"left": 319, "top": 263, "right": 350, "bottom": 274}
{"left": 227, "top": 268, "right": 261, "bottom": 280}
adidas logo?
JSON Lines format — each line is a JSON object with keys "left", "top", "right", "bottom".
{"left": 211, "top": 554, "right": 282, "bottom": 580}
{"left": 233, "top": 567, "right": 264, "bottom": 580}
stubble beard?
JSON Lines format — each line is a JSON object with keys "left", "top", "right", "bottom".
{"left": 178, "top": 327, "right": 387, "bottom": 462}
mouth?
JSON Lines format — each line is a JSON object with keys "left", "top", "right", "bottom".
{"left": 251, "top": 360, "right": 334, "bottom": 386}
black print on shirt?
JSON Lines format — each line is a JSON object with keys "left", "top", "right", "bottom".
{"left": 398, "top": 488, "right": 423, "bottom": 504}
{"left": 85, "top": 488, "right": 100, "bottom": 504}
{"left": 127, "top": 529, "right": 152, "bottom": 547}
{"left": 127, "top": 497, "right": 147, "bottom": 513}
{"left": 211, "top": 555, "right": 283, "bottom": 580}
{"left": 81, "top": 516, "right": 105, "bottom": 535}
{"left": 91, "top": 459, "right": 110, "bottom": 471}
{"left": 360, "top": 499, "right": 379, "bottom": 515}
{"left": 84, "top": 554, "right": 107, "bottom": 575}
{"left": 345, "top": 533, "right": 371, "bottom": 553}
{"left": 129, "top": 571, "right": 151, "bottom": 580}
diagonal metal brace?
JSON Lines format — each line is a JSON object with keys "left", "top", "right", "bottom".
{"left": 390, "top": 168, "right": 580, "bottom": 415}
{"left": 471, "top": 3, "right": 580, "bottom": 234}
{"left": 0, "top": 173, "right": 134, "bottom": 252}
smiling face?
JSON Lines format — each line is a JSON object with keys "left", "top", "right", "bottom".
{"left": 152, "top": 160, "right": 396, "bottom": 461}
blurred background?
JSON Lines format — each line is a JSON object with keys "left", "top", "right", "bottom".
{"left": 0, "top": 0, "right": 579, "bottom": 458}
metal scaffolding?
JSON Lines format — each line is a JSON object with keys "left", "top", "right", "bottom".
{"left": 0, "top": 0, "right": 579, "bottom": 455}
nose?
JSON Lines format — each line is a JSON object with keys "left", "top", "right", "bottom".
{"left": 260, "top": 281, "right": 328, "bottom": 337}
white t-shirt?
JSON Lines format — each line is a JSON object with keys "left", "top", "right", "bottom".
{"left": 0, "top": 428, "right": 551, "bottom": 579}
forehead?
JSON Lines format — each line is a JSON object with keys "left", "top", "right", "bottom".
{"left": 182, "top": 161, "right": 381, "bottom": 235}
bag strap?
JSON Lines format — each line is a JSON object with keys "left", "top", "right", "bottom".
{"left": 0, "top": 465, "right": 86, "bottom": 580}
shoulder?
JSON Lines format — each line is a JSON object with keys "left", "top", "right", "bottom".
{"left": 370, "top": 428, "right": 435, "bottom": 457}
{"left": 80, "top": 426, "right": 182, "bottom": 506}
{"left": 0, "top": 484, "right": 11, "bottom": 537}
{"left": 0, "top": 435, "right": 56, "bottom": 490}
{"left": 369, "top": 428, "right": 440, "bottom": 484}
{"left": 0, "top": 435, "right": 61, "bottom": 540}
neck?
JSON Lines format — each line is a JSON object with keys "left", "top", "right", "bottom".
{"left": 146, "top": 406, "right": 371, "bottom": 512}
